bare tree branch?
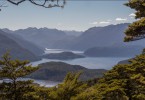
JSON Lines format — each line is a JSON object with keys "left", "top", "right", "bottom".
{"left": 29, "top": 0, "right": 66, "bottom": 8}
{"left": 0, "top": 0, "right": 66, "bottom": 11}
{"left": 7, "top": 0, "right": 26, "bottom": 5}
{"left": 0, "top": 2, "right": 8, "bottom": 11}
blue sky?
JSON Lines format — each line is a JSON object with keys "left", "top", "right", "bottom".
{"left": 0, "top": 0, "right": 136, "bottom": 31}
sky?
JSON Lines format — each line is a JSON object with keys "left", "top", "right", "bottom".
{"left": 0, "top": 0, "right": 136, "bottom": 31}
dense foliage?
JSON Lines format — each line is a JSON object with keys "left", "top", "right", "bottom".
{"left": 0, "top": 52, "right": 49, "bottom": 100}
{"left": 0, "top": 50, "right": 145, "bottom": 100}
{"left": 72, "top": 51, "right": 145, "bottom": 100}
{"left": 28, "top": 62, "right": 106, "bottom": 81}
{"left": 124, "top": 0, "right": 145, "bottom": 41}
{"left": 0, "top": 0, "right": 145, "bottom": 99}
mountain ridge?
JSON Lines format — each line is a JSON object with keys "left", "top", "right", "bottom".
{"left": 0, "top": 30, "right": 41, "bottom": 61}
{"left": 28, "top": 62, "right": 107, "bottom": 81}
{"left": 2, "top": 23, "right": 144, "bottom": 57}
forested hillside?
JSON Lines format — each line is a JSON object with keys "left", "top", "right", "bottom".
{"left": 4, "top": 27, "right": 75, "bottom": 48}
{"left": 0, "top": 49, "right": 145, "bottom": 100}
{"left": 1, "top": 29, "right": 44, "bottom": 55}
{"left": 0, "top": 0, "right": 145, "bottom": 99}
{"left": 0, "top": 30, "right": 40, "bottom": 61}
{"left": 28, "top": 62, "right": 107, "bottom": 81}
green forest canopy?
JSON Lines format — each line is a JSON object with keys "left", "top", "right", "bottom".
{"left": 124, "top": 0, "right": 145, "bottom": 41}
{"left": 0, "top": 0, "right": 145, "bottom": 100}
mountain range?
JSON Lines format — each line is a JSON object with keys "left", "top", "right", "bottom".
{"left": 52, "top": 23, "right": 144, "bottom": 51}
{"left": 0, "top": 30, "right": 42, "bottom": 61}
{"left": 1, "top": 23, "right": 145, "bottom": 58}
{"left": 3, "top": 28, "right": 76, "bottom": 48}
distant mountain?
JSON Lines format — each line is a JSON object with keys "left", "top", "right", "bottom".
{"left": 118, "top": 59, "right": 130, "bottom": 64}
{"left": 3, "top": 24, "right": 144, "bottom": 58}
{"left": 64, "top": 30, "right": 83, "bottom": 37}
{"left": 2, "top": 28, "right": 13, "bottom": 33}
{"left": 0, "top": 30, "right": 41, "bottom": 61}
{"left": 84, "top": 45, "right": 143, "bottom": 57}
{"left": 28, "top": 62, "right": 107, "bottom": 81}
{"left": 53, "top": 23, "right": 128, "bottom": 50}
{"left": 2, "top": 31, "right": 44, "bottom": 56}
{"left": 53, "top": 23, "right": 144, "bottom": 51}
{"left": 5, "top": 27, "right": 75, "bottom": 49}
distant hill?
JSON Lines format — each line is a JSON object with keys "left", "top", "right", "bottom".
{"left": 84, "top": 45, "right": 143, "bottom": 57}
{"left": 2, "top": 24, "right": 144, "bottom": 58}
{"left": 53, "top": 23, "right": 144, "bottom": 51}
{"left": 28, "top": 62, "right": 107, "bottom": 81}
{"left": 52, "top": 23, "right": 129, "bottom": 50}
{"left": 118, "top": 59, "right": 130, "bottom": 64}
{"left": 42, "top": 52, "right": 85, "bottom": 60}
{"left": 0, "top": 30, "right": 41, "bottom": 61}
{"left": 4, "top": 27, "right": 75, "bottom": 49}
{"left": 64, "top": 30, "right": 83, "bottom": 37}
{"left": 1, "top": 30, "right": 44, "bottom": 56}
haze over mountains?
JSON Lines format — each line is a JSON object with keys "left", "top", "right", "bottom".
{"left": 0, "top": 30, "right": 42, "bottom": 61}
{"left": 3, "top": 28, "right": 76, "bottom": 49}
{"left": 1, "top": 23, "right": 145, "bottom": 58}
{"left": 52, "top": 23, "right": 144, "bottom": 51}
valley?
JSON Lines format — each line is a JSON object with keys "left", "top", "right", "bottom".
{"left": 0, "top": 23, "right": 144, "bottom": 87}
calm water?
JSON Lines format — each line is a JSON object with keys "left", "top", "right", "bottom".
{"left": 44, "top": 48, "right": 83, "bottom": 54}
{"left": 1, "top": 49, "right": 130, "bottom": 87}
{"left": 30, "top": 49, "right": 131, "bottom": 87}
{"left": 32, "top": 49, "right": 130, "bottom": 70}
{"left": 33, "top": 79, "right": 59, "bottom": 87}
{"left": 0, "top": 78, "right": 59, "bottom": 88}
{"left": 32, "top": 57, "right": 128, "bottom": 70}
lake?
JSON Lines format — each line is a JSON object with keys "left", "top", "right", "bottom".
{"left": 31, "top": 79, "right": 59, "bottom": 87}
{"left": 30, "top": 49, "right": 131, "bottom": 87}
{"left": 32, "top": 49, "right": 130, "bottom": 70}
{"left": 0, "top": 78, "right": 59, "bottom": 88}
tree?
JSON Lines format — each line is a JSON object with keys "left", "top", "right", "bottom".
{"left": 142, "top": 48, "right": 145, "bottom": 54}
{"left": 75, "top": 51, "right": 145, "bottom": 100}
{"left": 0, "top": 0, "right": 66, "bottom": 11}
{"left": 74, "top": 49, "right": 145, "bottom": 100}
{"left": 124, "top": 0, "right": 145, "bottom": 42}
{"left": 48, "top": 72, "right": 87, "bottom": 100}
{"left": 99, "top": 52, "right": 145, "bottom": 100}
{"left": 0, "top": 52, "right": 40, "bottom": 100}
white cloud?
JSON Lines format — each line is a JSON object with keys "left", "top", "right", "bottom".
{"left": 129, "top": 13, "right": 136, "bottom": 17}
{"left": 90, "top": 21, "right": 98, "bottom": 25}
{"left": 90, "top": 20, "right": 111, "bottom": 26}
{"left": 116, "top": 18, "right": 127, "bottom": 21}
{"left": 99, "top": 21, "right": 110, "bottom": 24}
{"left": 129, "top": 13, "right": 136, "bottom": 19}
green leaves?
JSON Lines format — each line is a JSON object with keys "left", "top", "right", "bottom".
{"left": 124, "top": 0, "right": 145, "bottom": 41}
{"left": 125, "top": 0, "right": 145, "bottom": 19}
{"left": 48, "top": 72, "right": 87, "bottom": 100}
{"left": 0, "top": 52, "right": 39, "bottom": 100}
{"left": 124, "top": 18, "right": 145, "bottom": 42}
{"left": 27, "top": 53, "right": 145, "bottom": 100}
{"left": 1, "top": 51, "right": 145, "bottom": 100}
{"left": 96, "top": 53, "right": 145, "bottom": 100}
{"left": 0, "top": 52, "right": 38, "bottom": 80}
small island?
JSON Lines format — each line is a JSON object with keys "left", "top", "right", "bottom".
{"left": 84, "top": 46, "right": 142, "bottom": 57}
{"left": 28, "top": 62, "right": 107, "bottom": 81}
{"left": 42, "top": 52, "right": 85, "bottom": 60}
